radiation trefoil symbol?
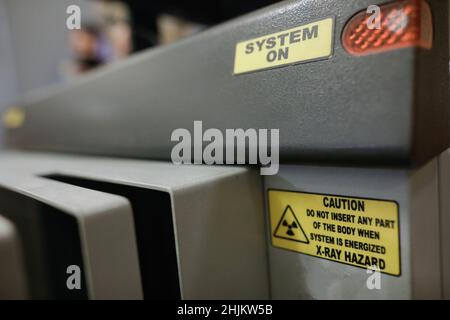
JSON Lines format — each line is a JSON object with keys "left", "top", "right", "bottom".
{"left": 273, "top": 205, "right": 309, "bottom": 244}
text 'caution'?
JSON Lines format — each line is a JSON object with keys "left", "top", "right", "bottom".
{"left": 268, "top": 190, "right": 400, "bottom": 276}
{"left": 234, "top": 18, "right": 334, "bottom": 74}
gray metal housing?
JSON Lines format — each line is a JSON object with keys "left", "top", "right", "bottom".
{"left": 4, "top": 0, "right": 449, "bottom": 166}
{"left": 0, "top": 215, "right": 28, "bottom": 299}
{"left": 264, "top": 160, "right": 442, "bottom": 299}
{"left": 0, "top": 151, "right": 269, "bottom": 299}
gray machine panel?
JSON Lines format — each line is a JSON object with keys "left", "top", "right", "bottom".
{"left": 4, "top": 0, "right": 449, "bottom": 166}
{"left": 264, "top": 160, "right": 442, "bottom": 299}
{"left": 0, "top": 151, "right": 269, "bottom": 299}
{"left": 0, "top": 215, "right": 28, "bottom": 299}
{"left": 438, "top": 149, "right": 450, "bottom": 299}
{"left": 0, "top": 175, "right": 143, "bottom": 299}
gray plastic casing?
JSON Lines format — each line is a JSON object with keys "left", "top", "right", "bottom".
{"left": 5, "top": 0, "right": 449, "bottom": 166}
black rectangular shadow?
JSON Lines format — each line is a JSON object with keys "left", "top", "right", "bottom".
{"left": 44, "top": 174, "right": 180, "bottom": 300}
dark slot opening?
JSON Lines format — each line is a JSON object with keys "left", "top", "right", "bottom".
{"left": 0, "top": 186, "right": 88, "bottom": 300}
{"left": 43, "top": 174, "right": 180, "bottom": 300}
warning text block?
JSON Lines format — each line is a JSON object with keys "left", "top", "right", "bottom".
{"left": 268, "top": 190, "right": 400, "bottom": 276}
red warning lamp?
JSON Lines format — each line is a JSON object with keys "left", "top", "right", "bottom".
{"left": 342, "top": 0, "right": 433, "bottom": 56}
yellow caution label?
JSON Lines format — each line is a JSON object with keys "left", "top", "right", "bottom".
{"left": 268, "top": 190, "right": 400, "bottom": 276}
{"left": 2, "top": 106, "right": 25, "bottom": 129}
{"left": 234, "top": 17, "right": 334, "bottom": 74}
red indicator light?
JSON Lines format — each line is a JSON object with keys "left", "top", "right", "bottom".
{"left": 342, "top": 0, "right": 433, "bottom": 56}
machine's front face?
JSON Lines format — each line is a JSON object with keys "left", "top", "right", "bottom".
{"left": 0, "top": 0, "right": 448, "bottom": 305}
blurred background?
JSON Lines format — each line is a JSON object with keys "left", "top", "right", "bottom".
{"left": 0, "top": 0, "right": 280, "bottom": 144}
